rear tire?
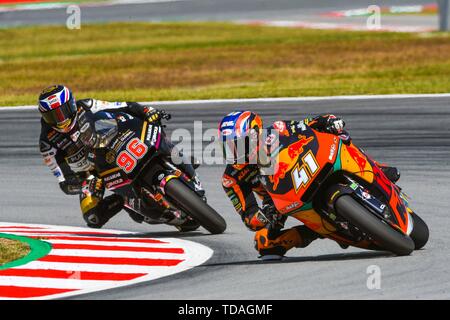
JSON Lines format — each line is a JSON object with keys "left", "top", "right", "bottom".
{"left": 335, "top": 195, "right": 414, "bottom": 256}
{"left": 165, "top": 178, "right": 227, "bottom": 234}
{"left": 410, "top": 212, "right": 429, "bottom": 250}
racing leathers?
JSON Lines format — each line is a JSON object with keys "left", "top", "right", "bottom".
{"left": 39, "top": 99, "right": 162, "bottom": 228}
{"left": 222, "top": 114, "right": 400, "bottom": 258}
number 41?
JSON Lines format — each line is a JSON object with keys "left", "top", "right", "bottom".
{"left": 291, "top": 151, "right": 319, "bottom": 193}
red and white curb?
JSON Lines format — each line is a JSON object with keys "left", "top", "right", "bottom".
{"left": 0, "top": 222, "right": 213, "bottom": 299}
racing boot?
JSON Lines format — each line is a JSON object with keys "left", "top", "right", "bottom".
{"left": 255, "top": 225, "right": 320, "bottom": 261}
{"left": 337, "top": 242, "right": 350, "bottom": 249}
{"left": 82, "top": 194, "right": 125, "bottom": 228}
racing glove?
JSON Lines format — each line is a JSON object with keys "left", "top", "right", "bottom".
{"left": 327, "top": 117, "right": 345, "bottom": 135}
{"left": 143, "top": 106, "right": 161, "bottom": 123}
{"left": 308, "top": 114, "right": 351, "bottom": 144}
{"left": 308, "top": 114, "right": 345, "bottom": 135}
{"left": 59, "top": 176, "right": 83, "bottom": 195}
{"left": 244, "top": 204, "right": 283, "bottom": 231}
{"left": 323, "top": 115, "right": 345, "bottom": 134}
{"left": 81, "top": 175, "right": 105, "bottom": 199}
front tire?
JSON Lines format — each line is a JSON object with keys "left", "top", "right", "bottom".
{"left": 410, "top": 212, "right": 429, "bottom": 250}
{"left": 335, "top": 195, "right": 415, "bottom": 256}
{"left": 165, "top": 178, "right": 227, "bottom": 234}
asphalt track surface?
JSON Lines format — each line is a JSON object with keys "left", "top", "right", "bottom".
{"left": 1, "top": 96, "right": 449, "bottom": 299}
{"left": 0, "top": 0, "right": 437, "bottom": 27}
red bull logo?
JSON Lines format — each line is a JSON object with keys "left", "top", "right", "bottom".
{"left": 373, "top": 165, "right": 392, "bottom": 196}
{"left": 288, "top": 135, "right": 314, "bottom": 159}
{"left": 346, "top": 145, "right": 367, "bottom": 175}
{"left": 269, "top": 162, "right": 289, "bottom": 190}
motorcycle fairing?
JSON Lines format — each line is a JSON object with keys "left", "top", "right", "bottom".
{"left": 260, "top": 122, "right": 413, "bottom": 245}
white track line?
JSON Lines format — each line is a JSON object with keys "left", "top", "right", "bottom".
{"left": 0, "top": 0, "right": 185, "bottom": 13}
{"left": 44, "top": 239, "right": 179, "bottom": 248}
{"left": 49, "top": 249, "right": 184, "bottom": 259}
{"left": 2, "top": 93, "right": 450, "bottom": 110}
{"left": 0, "top": 277, "right": 120, "bottom": 290}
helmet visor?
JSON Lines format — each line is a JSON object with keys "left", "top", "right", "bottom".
{"left": 41, "top": 98, "right": 77, "bottom": 129}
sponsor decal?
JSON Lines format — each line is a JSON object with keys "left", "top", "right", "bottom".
{"left": 56, "top": 138, "right": 71, "bottom": 150}
{"left": 65, "top": 148, "right": 90, "bottom": 172}
{"left": 47, "top": 130, "right": 56, "bottom": 139}
{"left": 237, "top": 167, "right": 251, "bottom": 181}
{"left": 104, "top": 150, "right": 115, "bottom": 164}
{"left": 39, "top": 141, "right": 51, "bottom": 152}
{"left": 269, "top": 162, "right": 289, "bottom": 190}
{"left": 329, "top": 138, "right": 337, "bottom": 161}
{"left": 53, "top": 170, "right": 62, "bottom": 178}
{"left": 273, "top": 121, "right": 289, "bottom": 136}
{"left": 151, "top": 126, "right": 159, "bottom": 146}
{"left": 111, "top": 130, "right": 134, "bottom": 153}
{"left": 70, "top": 130, "right": 80, "bottom": 142}
{"left": 287, "top": 135, "right": 314, "bottom": 159}
{"left": 105, "top": 178, "right": 125, "bottom": 189}
{"left": 145, "top": 124, "right": 154, "bottom": 143}
{"left": 349, "top": 182, "right": 359, "bottom": 190}
{"left": 296, "top": 122, "right": 307, "bottom": 132}
{"left": 281, "top": 201, "right": 300, "bottom": 213}
{"left": 222, "top": 175, "right": 236, "bottom": 188}
{"left": 117, "top": 115, "right": 127, "bottom": 123}
{"left": 103, "top": 172, "right": 122, "bottom": 182}
{"left": 80, "top": 123, "right": 90, "bottom": 134}
{"left": 221, "top": 128, "right": 233, "bottom": 136}
{"left": 221, "top": 121, "right": 235, "bottom": 128}
{"left": 362, "top": 191, "right": 371, "bottom": 200}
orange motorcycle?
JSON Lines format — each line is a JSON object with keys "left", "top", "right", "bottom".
{"left": 259, "top": 120, "right": 429, "bottom": 256}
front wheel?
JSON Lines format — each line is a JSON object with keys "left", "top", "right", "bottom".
{"left": 165, "top": 178, "right": 227, "bottom": 234}
{"left": 410, "top": 212, "right": 429, "bottom": 250}
{"left": 335, "top": 195, "right": 415, "bottom": 256}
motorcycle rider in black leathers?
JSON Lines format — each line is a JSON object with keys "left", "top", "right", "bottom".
{"left": 38, "top": 84, "right": 198, "bottom": 229}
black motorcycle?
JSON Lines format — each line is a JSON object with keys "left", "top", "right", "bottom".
{"left": 77, "top": 108, "right": 227, "bottom": 234}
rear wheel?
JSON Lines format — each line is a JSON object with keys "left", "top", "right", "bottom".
{"left": 165, "top": 178, "right": 226, "bottom": 234}
{"left": 409, "top": 212, "right": 429, "bottom": 250}
{"left": 335, "top": 195, "right": 414, "bottom": 256}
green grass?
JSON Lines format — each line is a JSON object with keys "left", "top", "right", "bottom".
{"left": 1, "top": 22, "right": 450, "bottom": 106}
{"left": 0, "top": 238, "right": 30, "bottom": 265}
